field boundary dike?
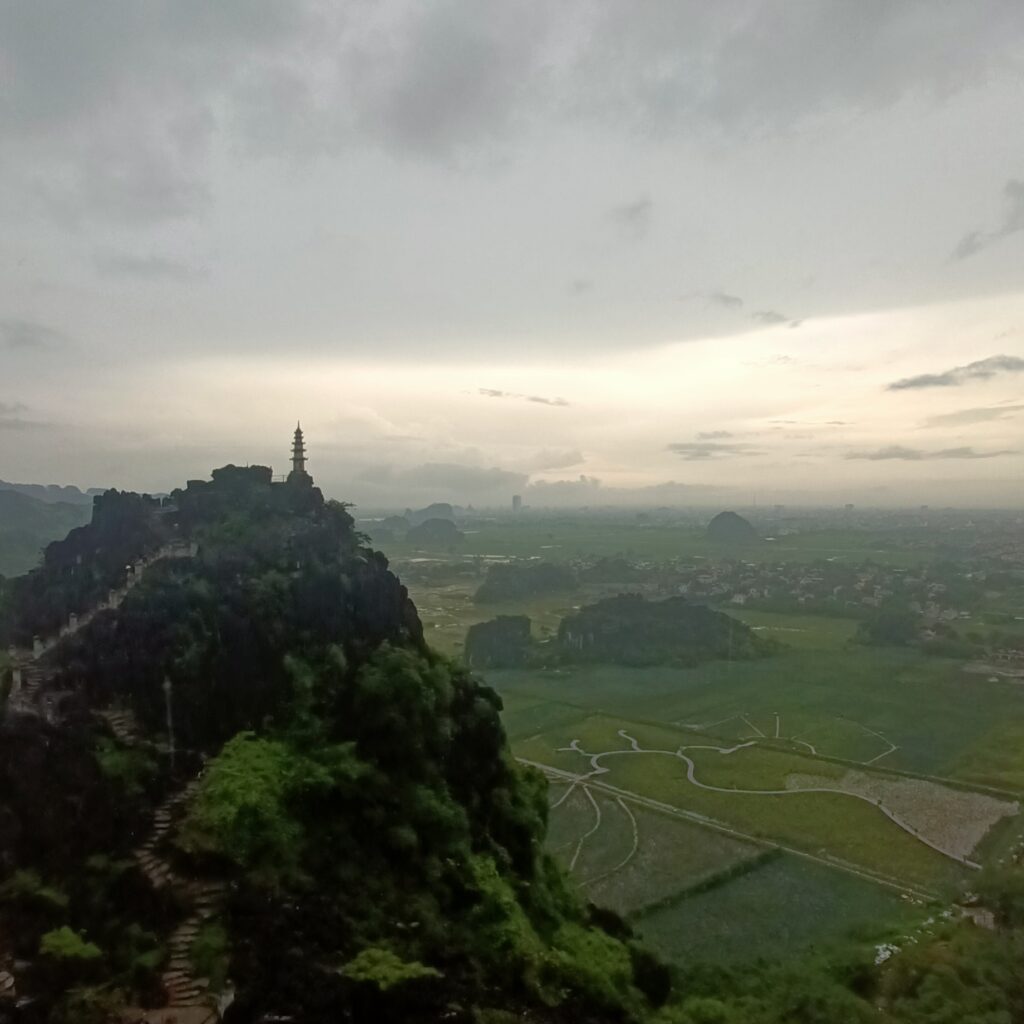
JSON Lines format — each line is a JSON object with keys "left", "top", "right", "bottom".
{"left": 625, "top": 848, "right": 784, "bottom": 922}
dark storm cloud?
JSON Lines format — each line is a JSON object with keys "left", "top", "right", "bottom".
{"left": 94, "top": 252, "right": 206, "bottom": 281}
{"left": 886, "top": 354, "right": 1024, "bottom": 390}
{"left": 667, "top": 441, "right": 764, "bottom": 460}
{"left": 1, "top": 0, "right": 302, "bottom": 223}
{"left": 845, "top": 445, "right": 1017, "bottom": 461}
{"left": 751, "top": 310, "right": 789, "bottom": 325}
{"left": 708, "top": 291, "right": 744, "bottom": 309}
{"left": 478, "top": 388, "right": 569, "bottom": 407}
{"left": 568, "top": 1, "right": 1024, "bottom": 131}
{"left": 607, "top": 197, "right": 653, "bottom": 240}
{"left": 568, "top": 278, "right": 593, "bottom": 295}
{"left": 0, "top": 319, "right": 69, "bottom": 350}
{"left": 924, "top": 404, "right": 1024, "bottom": 427}
{"left": 5, "top": 2, "right": 1024, "bottom": 224}
{"left": 346, "top": 2, "right": 553, "bottom": 160}
{"left": 951, "top": 179, "right": 1024, "bottom": 260}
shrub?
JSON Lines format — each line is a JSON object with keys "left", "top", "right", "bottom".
{"left": 40, "top": 926, "right": 102, "bottom": 961}
{"left": 340, "top": 947, "right": 442, "bottom": 991}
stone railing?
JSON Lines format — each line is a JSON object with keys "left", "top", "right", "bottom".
{"left": 3, "top": 540, "right": 199, "bottom": 713}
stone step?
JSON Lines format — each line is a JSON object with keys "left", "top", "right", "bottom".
{"left": 168, "top": 993, "right": 203, "bottom": 1006}
{"left": 166, "top": 986, "right": 202, "bottom": 998}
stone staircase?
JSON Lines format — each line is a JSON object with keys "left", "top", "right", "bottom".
{"left": 162, "top": 880, "right": 228, "bottom": 1008}
{"left": 130, "top": 775, "right": 228, "bottom": 1012}
{"left": 3, "top": 536, "right": 200, "bottom": 721}
{"left": 96, "top": 707, "right": 142, "bottom": 745}
{"left": 17, "top": 666, "right": 44, "bottom": 706}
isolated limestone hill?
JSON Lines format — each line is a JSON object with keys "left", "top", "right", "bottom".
{"left": 405, "top": 516, "right": 465, "bottom": 547}
{"left": 557, "top": 593, "right": 772, "bottom": 667}
{"left": 706, "top": 509, "right": 759, "bottom": 544}
{"left": 465, "top": 614, "right": 533, "bottom": 669}
{"left": 406, "top": 502, "right": 456, "bottom": 526}
{"left": 474, "top": 561, "right": 577, "bottom": 604}
{"left": 0, "top": 463, "right": 666, "bottom": 1024}
{"left": 0, "top": 489, "right": 91, "bottom": 577}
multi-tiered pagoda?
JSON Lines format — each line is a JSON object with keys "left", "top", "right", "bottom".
{"left": 288, "top": 422, "right": 311, "bottom": 482}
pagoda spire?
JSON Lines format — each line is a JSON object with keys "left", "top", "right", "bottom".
{"left": 290, "top": 422, "right": 308, "bottom": 476}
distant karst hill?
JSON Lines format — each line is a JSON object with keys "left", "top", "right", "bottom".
{"left": 0, "top": 489, "right": 92, "bottom": 577}
{"left": 467, "top": 594, "right": 775, "bottom": 670}
{"left": 405, "top": 516, "right": 465, "bottom": 547}
{"left": 557, "top": 593, "right": 773, "bottom": 666}
{"left": 474, "top": 561, "right": 577, "bottom": 604}
{"left": 0, "top": 478, "right": 102, "bottom": 505}
{"left": 465, "top": 614, "right": 533, "bottom": 668}
{"left": 706, "top": 509, "right": 759, "bottom": 544}
{"left": 406, "top": 501, "right": 456, "bottom": 525}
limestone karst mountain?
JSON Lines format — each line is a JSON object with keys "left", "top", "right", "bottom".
{"left": 706, "top": 510, "right": 759, "bottom": 545}
{"left": 0, "top": 463, "right": 665, "bottom": 1024}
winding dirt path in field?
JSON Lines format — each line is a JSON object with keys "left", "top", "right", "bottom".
{"left": 556, "top": 729, "right": 980, "bottom": 869}
{"left": 555, "top": 783, "right": 641, "bottom": 888}
{"left": 527, "top": 758, "right": 937, "bottom": 900}
{"left": 579, "top": 798, "right": 640, "bottom": 887}
{"left": 568, "top": 787, "right": 603, "bottom": 871}
{"left": 676, "top": 712, "right": 897, "bottom": 766}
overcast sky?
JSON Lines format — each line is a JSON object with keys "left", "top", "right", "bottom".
{"left": 2, "top": 1, "right": 1023, "bottom": 508}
